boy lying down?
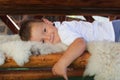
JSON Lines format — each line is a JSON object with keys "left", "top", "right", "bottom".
{"left": 19, "top": 18, "right": 120, "bottom": 80}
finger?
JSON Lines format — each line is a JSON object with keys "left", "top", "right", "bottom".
{"left": 52, "top": 68, "right": 56, "bottom": 75}
{"left": 63, "top": 74, "right": 68, "bottom": 80}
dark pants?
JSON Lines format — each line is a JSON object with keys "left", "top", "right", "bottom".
{"left": 112, "top": 20, "right": 120, "bottom": 42}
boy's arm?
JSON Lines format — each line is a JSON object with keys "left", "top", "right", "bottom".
{"left": 52, "top": 38, "right": 86, "bottom": 80}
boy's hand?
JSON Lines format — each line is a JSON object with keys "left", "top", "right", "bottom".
{"left": 52, "top": 61, "right": 68, "bottom": 80}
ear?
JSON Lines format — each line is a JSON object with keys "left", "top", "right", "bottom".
{"left": 42, "top": 18, "right": 53, "bottom": 25}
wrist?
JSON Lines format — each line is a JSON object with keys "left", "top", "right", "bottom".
{"left": 57, "top": 58, "right": 68, "bottom": 68}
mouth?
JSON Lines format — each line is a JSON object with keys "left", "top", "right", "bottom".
{"left": 50, "top": 33, "right": 54, "bottom": 43}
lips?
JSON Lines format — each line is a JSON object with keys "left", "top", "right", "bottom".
{"left": 50, "top": 33, "right": 54, "bottom": 43}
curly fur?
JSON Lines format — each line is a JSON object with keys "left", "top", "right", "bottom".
{"left": 84, "top": 41, "right": 120, "bottom": 80}
{"left": 0, "top": 34, "right": 67, "bottom": 66}
{"left": 1, "top": 34, "right": 120, "bottom": 80}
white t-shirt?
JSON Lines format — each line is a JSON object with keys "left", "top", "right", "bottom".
{"left": 54, "top": 20, "right": 115, "bottom": 46}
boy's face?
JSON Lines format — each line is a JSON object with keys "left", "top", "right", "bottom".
{"left": 30, "top": 22, "right": 60, "bottom": 44}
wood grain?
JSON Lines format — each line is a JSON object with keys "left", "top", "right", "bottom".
{"left": 0, "top": 51, "right": 90, "bottom": 79}
{"left": 0, "top": 51, "right": 90, "bottom": 68}
{"left": 0, "top": 0, "right": 119, "bottom": 15}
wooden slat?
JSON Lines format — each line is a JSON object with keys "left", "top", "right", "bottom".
{"left": 0, "top": 0, "right": 119, "bottom": 15}
{"left": 0, "top": 51, "right": 90, "bottom": 79}
{"left": 0, "top": 52, "right": 90, "bottom": 68}
{"left": 0, "top": 69, "right": 84, "bottom": 80}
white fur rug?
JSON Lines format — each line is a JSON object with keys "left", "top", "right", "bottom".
{"left": 0, "top": 35, "right": 120, "bottom": 80}
{"left": 0, "top": 34, "right": 67, "bottom": 66}
{"left": 84, "top": 41, "right": 120, "bottom": 80}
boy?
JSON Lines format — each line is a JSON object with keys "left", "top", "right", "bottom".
{"left": 19, "top": 18, "right": 120, "bottom": 80}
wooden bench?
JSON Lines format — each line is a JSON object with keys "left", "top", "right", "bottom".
{"left": 0, "top": 0, "right": 120, "bottom": 79}
{"left": 0, "top": 52, "right": 90, "bottom": 79}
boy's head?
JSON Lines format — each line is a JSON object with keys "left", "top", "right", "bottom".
{"left": 19, "top": 19, "right": 60, "bottom": 44}
{"left": 19, "top": 19, "right": 41, "bottom": 41}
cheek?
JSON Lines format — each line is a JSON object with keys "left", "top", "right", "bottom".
{"left": 47, "top": 28, "right": 54, "bottom": 33}
{"left": 31, "top": 32, "right": 41, "bottom": 41}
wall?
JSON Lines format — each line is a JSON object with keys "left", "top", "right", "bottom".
{"left": 0, "top": 19, "right": 13, "bottom": 35}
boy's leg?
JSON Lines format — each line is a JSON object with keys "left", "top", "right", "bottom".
{"left": 112, "top": 20, "right": 120, "bottom": 42}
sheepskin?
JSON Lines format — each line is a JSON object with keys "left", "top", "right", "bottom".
{"left": 1, "top": 34, "right": 120, "bottom": 80}
{"left": 84, "top": 41, "right": 120, "bottom": 80}
{"left": 0, "top": 34, "right": 67, "bottom": 66}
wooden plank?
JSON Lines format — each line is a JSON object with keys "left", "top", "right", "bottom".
{"left": 0, "top": 69, "right": 84, "bottom": 80}
{"left": 0, "top": 0, "right": 120, "bottom": 8}
{"left": 0, "top": 0, "right": 119, "bottom": 15}
{"left": 0, "top": 52, "right": 90, "bottom": 68}
{"left": 0, "top": 51, "right": 89, "bottom": 79}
